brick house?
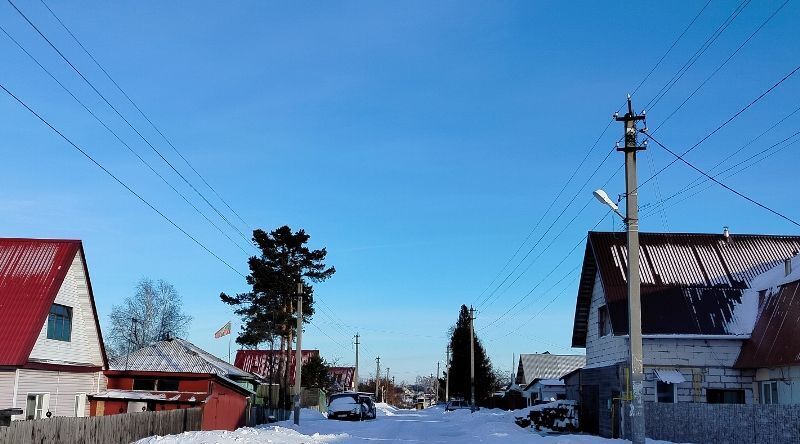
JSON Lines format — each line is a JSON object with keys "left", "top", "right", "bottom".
{"left": 570, "top": 231, "right": 800, "bottom": 437}
{"left": 0, "top": 239, "right": 107, "bottom": 420}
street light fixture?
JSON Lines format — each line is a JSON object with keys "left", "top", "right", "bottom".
{"left": 593, "top": 189, "right": 624, "bottom": 220}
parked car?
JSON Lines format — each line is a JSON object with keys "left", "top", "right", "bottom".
{"left": 445, "top": 400, "right": 476, "bottom": 411}
{"left": 327, "top": 392, "right": 377, "bottom": 420}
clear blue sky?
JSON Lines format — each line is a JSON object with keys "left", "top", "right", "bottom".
{"left": 0, "top": 1, "right": 798, "bottom": 382}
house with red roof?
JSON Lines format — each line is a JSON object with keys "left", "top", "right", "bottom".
{"left": 0, "top": 238, "right": 107, "bottom": 420}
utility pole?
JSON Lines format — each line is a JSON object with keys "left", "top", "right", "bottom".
{"left": 354, "top": 333, "right": 360, "bottom": 391}
{"left": 375, "top": 356, "right": 381, "bottom": 400}
{"left": 293, "top": 282, "right": 304, "bottom": 425}
{"left": 615, "top": 96, "right": 646, "bottom": 444}
{"left": 435, "top": 361, "right": 440, "bottom": 403}
{"left": 445, "top": 345, "right": 450, "bottom": 402}
{"left": 385, "top": 367, "right": 390, "bottom": 404}
{"left": 469, "top": 305, "right": 476, "bottom": 411}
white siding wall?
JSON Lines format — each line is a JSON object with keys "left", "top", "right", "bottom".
{"left": 0, "top": 370, "right": 15, "bottom": 408}
{"left": 12, "top": 369, "right": 102, "bottom": 419}
{"left": 585, "top": 272, "right": 628, "bottom": 367}
{"left": 29, "top": 250, "right": 104, "bottom": 367}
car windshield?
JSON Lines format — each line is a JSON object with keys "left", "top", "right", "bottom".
{"left": 329, "top": 396, "right": 359, "bottom": 412}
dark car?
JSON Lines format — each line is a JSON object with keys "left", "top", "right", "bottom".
{"left": 445, "top": 400, "right": 476, "bottom": 411}
{"left": 327, "top": 392, "right": 377, "bottom": 420}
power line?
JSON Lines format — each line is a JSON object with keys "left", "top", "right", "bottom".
{"left": 5, "top": 0, "right": 252, "bottom": 246}
{"left": 0, "top": 81, "right": 246, "bottom": 277}
{"left": 0, "top": 23, "right": 251, "bottom": 255}
{"left": 38, "top": 0, "right": 252, "bottom": 230}
{"left": 637, "top": 63, "right": 800, "bottom": 192}
{"left": 643, "top": 132, "right": 800, "bottom": 228}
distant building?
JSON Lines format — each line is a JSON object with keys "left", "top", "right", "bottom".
{"left": 234, "top": 349, "right": 320, "bottom": 385}
{"left": 522, "top": 378, "right": 566, "bottom": 405}
{"left": 514, "top": 352, "right": 585, "bottom": 386}
{"left": 89, "top": 338, "right": 257, "bottom": 431}
{"left": 0, "top": 239, "right": 107, "bottom": 420}
{"left": 328, "top": 366, "right": 356, "bottom": 391}
{"left": 570, "top": 231, "right": 800, "bottom": 437}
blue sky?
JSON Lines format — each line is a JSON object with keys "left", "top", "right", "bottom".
{"left": 0, "top": 1, "right": 798, "bottom": 382}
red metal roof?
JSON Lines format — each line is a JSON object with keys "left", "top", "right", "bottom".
{"left": 572, "top": 232, "right": 800, "bottom": 347}
{"left": 234, "top": 349, "right": 319, "bottom": 384}
{"left": 735, "top": 280, "right": 800, "bottom": 368}
{"left": 0, "top": 238, "right": 80, "bottom": 366}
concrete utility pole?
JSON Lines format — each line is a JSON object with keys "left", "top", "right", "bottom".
{"left": 435, "top": 361, "right": 440, "bottom": 403}
{"left": 445, "top": 345, "right": 450, "bottom": 402}
{"left": 293, "top": 282, "right": 304, "bottom": 425}
{"left": 385, "top": 367, "right": 390, "bottom": 403}
{"left": 469, "top": 305, "right": 476, "bottom": 411}
{"left": 354, "top": 333, "right": 360, "bottom": 391}
{"left": 375, "top": 356, "right": 381, "bottom": 400}
{"left": 615, "top": 96, "right": 646, "bottom": 444}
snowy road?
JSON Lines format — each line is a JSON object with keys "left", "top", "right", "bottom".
{"left": 135, "top": 404, "right": 678, "bottom": 444}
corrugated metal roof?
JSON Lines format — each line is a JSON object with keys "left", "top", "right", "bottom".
{"left": 110, "top": 338, "right": 254, "bottom": 380}
{"left": 234, "top": 349, "right": 320, "bottom": 384}
{"left": 515, "top": 353, "right": 585, "bottom": 386}
{"left": 572, "top": 232, "right": 800, "bottom": 347}
{"left": 735, "top": 280, "right": 800, "bottom": 368}
{"left": 0, "top": 238, "right": 81, "bottom": 366}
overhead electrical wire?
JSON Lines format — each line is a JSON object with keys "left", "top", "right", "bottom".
{"left": 0, "top": 23, "right": 251, "bottom": 255}
{"left": 0, "top": 81, "right": 246, "bottom": 277}
{"left": 38, "top": 0, "right": 251, "bottom": 230}
{"left": 643, "top": 132, "right": 800, "bottom": 228}
{"left": 5, "top": 0, "right": 252, "bottom": 246}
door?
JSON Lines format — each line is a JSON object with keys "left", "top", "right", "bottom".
{"left": 581, "top": 385, "right": 599, "bottom": 435}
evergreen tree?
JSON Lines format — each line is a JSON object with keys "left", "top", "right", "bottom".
{"left": 301, "top": 355, "right": 331, "bottom": 389}
{"left": 446, "top": 305, "right": 497, "bottom": 405}
{"left": 220, "top": 226, "right": 335, "bottom": 407}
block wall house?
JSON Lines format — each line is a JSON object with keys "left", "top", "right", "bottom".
{"left": 570, "top": 232, "right": 800, "bottom": 438}
{"left": 0, "top": 239, "right": 107, "bottom": 420}
{"left": 734, "top": 255, "right": 800, "bottom": 405}
{"left": 89, "top": 338, "right": 257, "bottom": 431}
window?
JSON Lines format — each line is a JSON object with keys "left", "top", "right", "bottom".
{"left": 707, "top": 389, "right": 745, "bottom": 404}
{"left": 25, "top": 393, "right": 49, "bottom": 420}
{"left": 655, "top": 381, "right": 676, "bottom": 403}
{"left": 74, "top": 393, "right": 87, "bottom": 417}
{"left": 760, "top": 381, "right": 778, "bottom": 404}
{"left": 598, "top": 305, "right": 611, "bottom": 337}
{"left": 157, "top": 379, "right": 179, "bottom": 391}
{"left": 46, "top": 304, "right": 72, "bottom": 342}
{"left": 133, "top": 378, "right": 156, "bottom": 390}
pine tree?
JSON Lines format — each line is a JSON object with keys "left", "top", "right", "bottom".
{"left": 446, "top": 305, "right": 497, "bottom": 405}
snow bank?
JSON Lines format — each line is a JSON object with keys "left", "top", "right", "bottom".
{"left": 134, "top": 426, "right": 347, "bottom": 444}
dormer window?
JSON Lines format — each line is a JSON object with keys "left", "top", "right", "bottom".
{"left": 47, "top": 304, "right": 72, "bottom": 342}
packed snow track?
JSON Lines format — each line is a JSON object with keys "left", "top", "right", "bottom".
{"left": 135, "top": 404, "right": 677, "bottom": 443}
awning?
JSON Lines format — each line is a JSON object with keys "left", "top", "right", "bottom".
{"left": 654, "top": 369, "right": 686, "bottom": 384}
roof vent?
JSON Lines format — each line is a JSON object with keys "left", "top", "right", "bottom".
{"left": 723, "top": 226, "right": 731, "bottom": 244}
{"left": 786, "top": 258, "right": 792, "bottom": 277}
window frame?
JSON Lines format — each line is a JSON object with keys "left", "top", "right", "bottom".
{"left": 654, "top": 381, "right": 677, "bottom": 403}
{"left": 46, "top": 303, "right": 73, "bottom": 342}
{"left": 706, "top": 388, "right": 745, "bottom": 404}
{"left": 760, "top": 381, "right": 778, "bottom": 404}
{"left": 132, "top": 378, "right": 157, "bottom": 391}
{"left": 598, "top": 305, "right": 611, "bottom": 337}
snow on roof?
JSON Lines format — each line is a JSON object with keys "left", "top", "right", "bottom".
{"left": 111, "top": 338, "right": 254, "bottom": 380}
{"left": 534, "top": 379, "right": 565, "bottom": 386}
{"left": 749, "top": 255, "right": 800, "bottom": 291}
{"left": 654, "top": 369, "right": 686, "bottom": 384}
{"left": 515, "top": 353, "right": 585, "bottom": 385}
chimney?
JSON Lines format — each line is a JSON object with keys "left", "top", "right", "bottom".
{"left": 786, "top": 258, "right": 792, "bottom": 277}
{"left": 723, "top": 226, "right": 731, "bottom": 244}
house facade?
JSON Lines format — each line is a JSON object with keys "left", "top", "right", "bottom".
{"left": 89, "top": 338, "right": 257, "bottom": 431}
{"left": 0, "top": 239, "right": 107, "bottom": 420}
{"left": 570, "top": 231, "right": 800, "bottom": 437}
{"left": 735, "top": 255, "right": 800, "bottom": 405}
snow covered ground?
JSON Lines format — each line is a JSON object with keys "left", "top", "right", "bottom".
{"left": 135, "top": 403, "right": 682, "bottom": 444}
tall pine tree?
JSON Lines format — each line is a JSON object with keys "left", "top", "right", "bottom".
{"left": 446, "top": 305, "right": 498, "bottom": 405}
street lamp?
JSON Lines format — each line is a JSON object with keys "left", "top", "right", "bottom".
{"left": 593, "top": 189, "right": 624, "bottom": 220}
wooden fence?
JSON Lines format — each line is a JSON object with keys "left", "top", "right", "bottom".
{"left": 0, "top": 407, "right": 203, "bottom": 444}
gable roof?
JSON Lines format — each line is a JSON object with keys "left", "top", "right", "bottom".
{"left": 572, "top": 232, "right": 800, "bottom": 347}
{"left": 0, "top": 238, "right": 107, "bottom": 368}
{"left": 234, "top": 349, "right": 320, "bottom": 384}
{"left": 111, "top": 338, "right": 254, "bottom": 382}
{"left": 514, "top": 353, "right": 585, "bottom": 385}
{"left": 735, "top": 256, "right": 800, "bottom": 368}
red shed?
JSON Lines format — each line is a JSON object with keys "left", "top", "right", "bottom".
{"left": 89, "top": 338, "right": 257, "bottom": 431}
